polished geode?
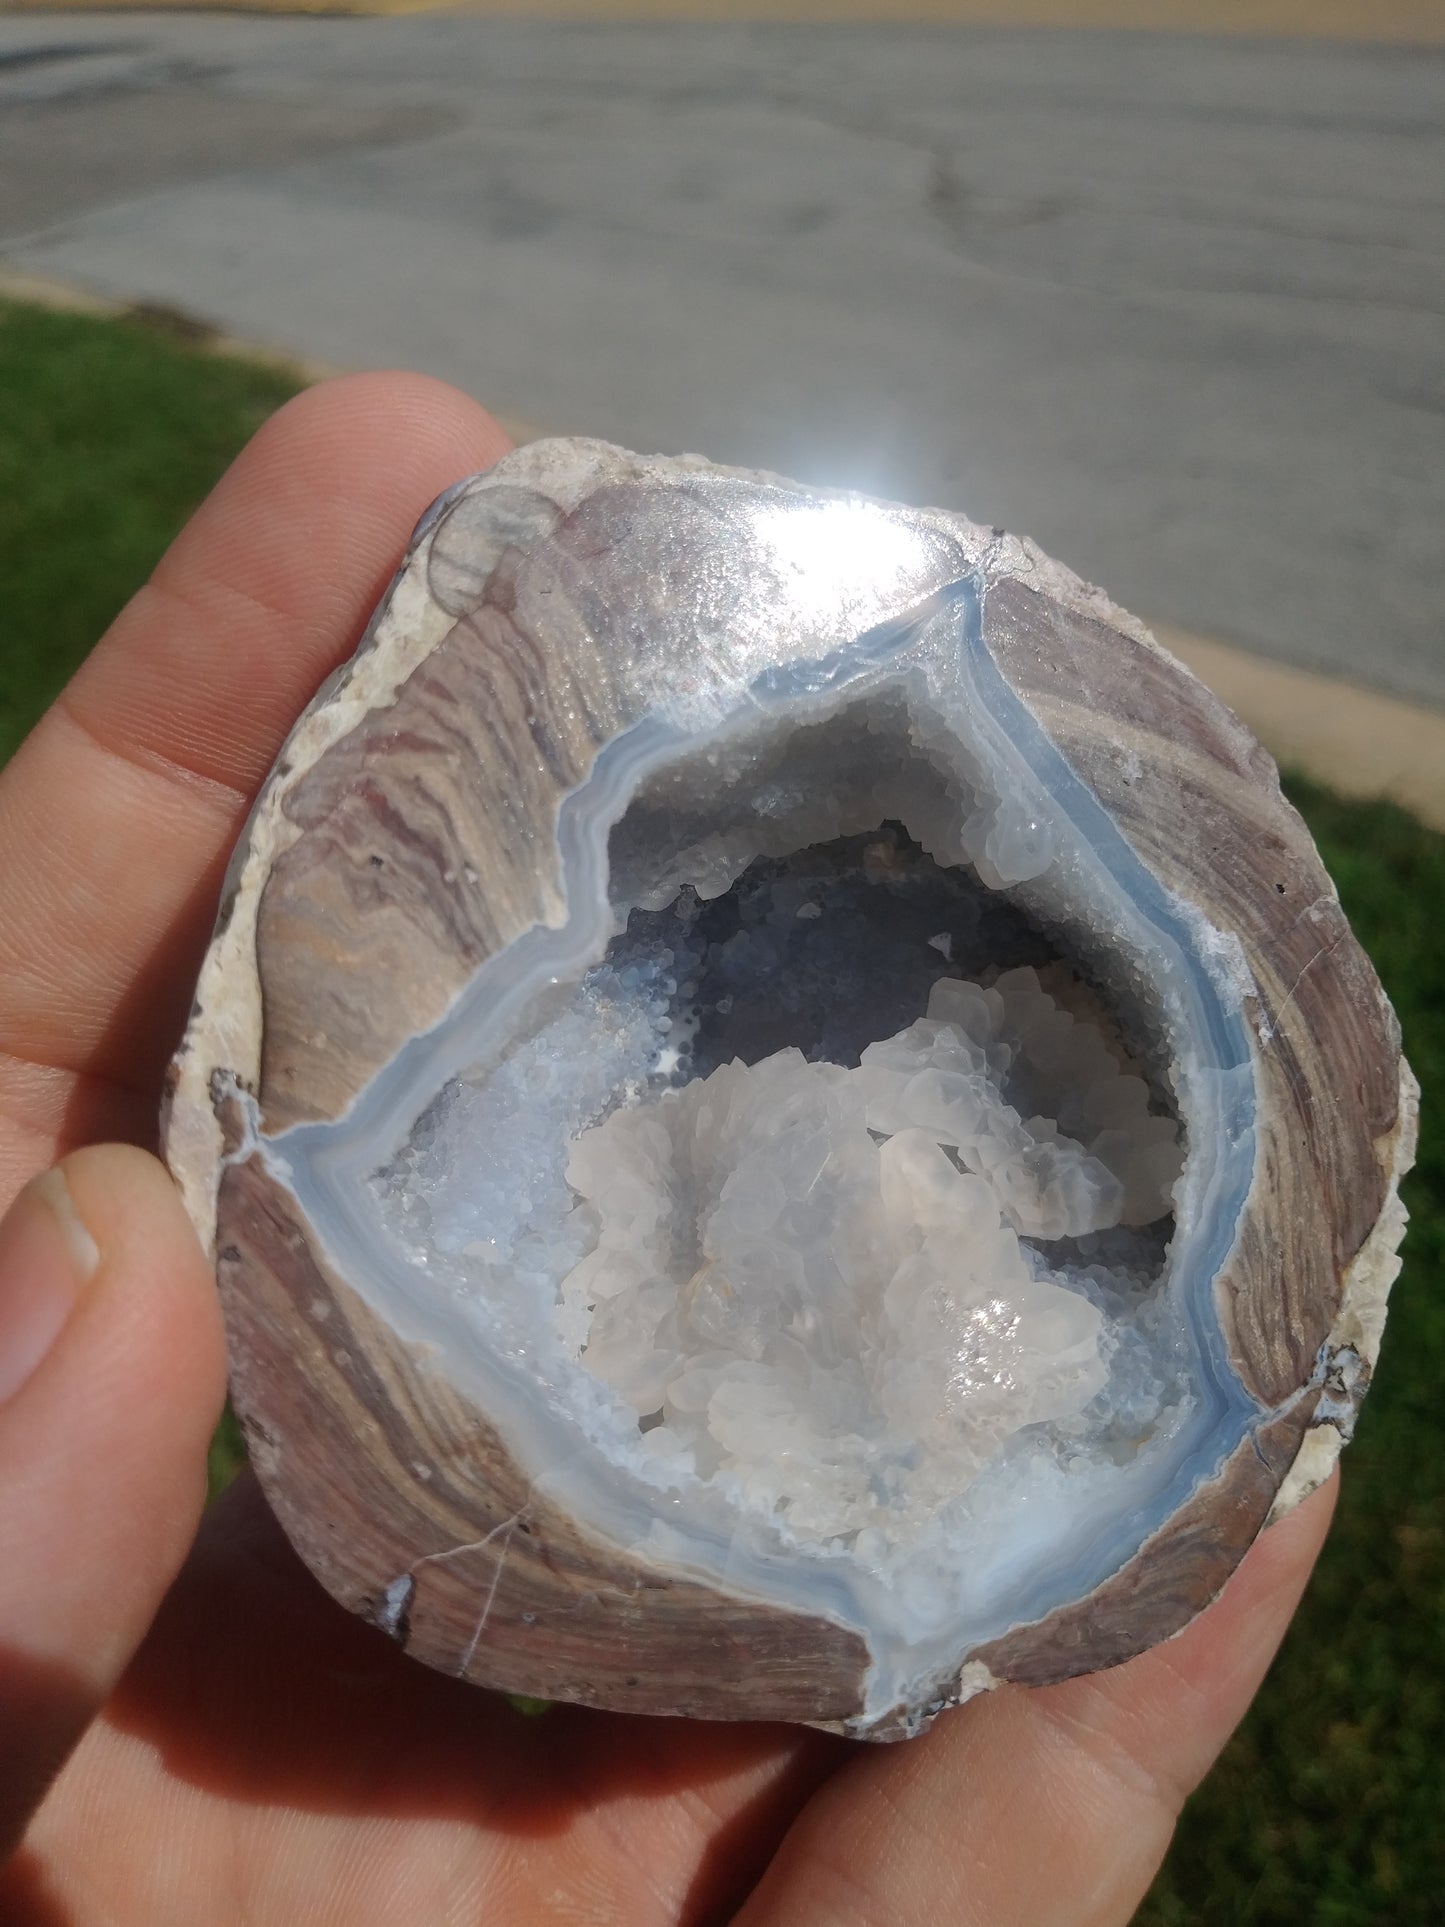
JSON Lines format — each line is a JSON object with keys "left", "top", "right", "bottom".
{"left": 166, "top": 440, "right": 1414, "bottom": 1737}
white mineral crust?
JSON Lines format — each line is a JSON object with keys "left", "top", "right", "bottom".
{"left": 557, "top": 967, "right": 1181, "bottom": 1541}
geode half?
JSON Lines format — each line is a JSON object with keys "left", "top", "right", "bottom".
{"left": 165, "top": 441, "right": 1415, "bottom": 1738}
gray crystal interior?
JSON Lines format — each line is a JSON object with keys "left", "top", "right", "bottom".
{"left": 262, "top": 487, "right": 1261, "bottom": 1723}
{"left": 380, "top": 799, "right": 1187, "bottom": 1548}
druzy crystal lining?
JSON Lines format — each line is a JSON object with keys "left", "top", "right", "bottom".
{"left": 554, "top": 962, "right": 1180, "bottom": 1544}
{"left": 255, "top": 532, "right": 1262, "bottom": 1722}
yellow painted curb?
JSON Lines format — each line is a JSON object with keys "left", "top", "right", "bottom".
{"left": 7, "top": 1, "right": 1445, "bottom": 42}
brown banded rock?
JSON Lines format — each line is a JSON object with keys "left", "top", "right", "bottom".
{"left": 165, "top": 441, "right": 1414, "bottom": 1738}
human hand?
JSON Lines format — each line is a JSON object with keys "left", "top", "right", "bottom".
{"left": 0, "top": 374, "right": 1336, "bottom": 1925}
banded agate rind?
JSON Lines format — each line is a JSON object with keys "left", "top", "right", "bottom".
{"left": 165, "top": 441, "right": 1414, "bottom": 1737}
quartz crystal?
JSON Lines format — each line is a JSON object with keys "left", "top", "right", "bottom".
{"left": 555, "top": 955, "right": 1187, "bottom": 1544}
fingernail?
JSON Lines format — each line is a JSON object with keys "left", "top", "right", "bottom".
{"left": 0, "top": 1168, "right": 100, "bottom": 1406}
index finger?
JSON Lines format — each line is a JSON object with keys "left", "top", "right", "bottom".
{"left": 0, "top": 372, "right": 511, "bottom": 1192}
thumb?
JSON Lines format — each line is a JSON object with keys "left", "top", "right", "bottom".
{"left": 0, "top": 1145, "right": 225, "bottom": 1857}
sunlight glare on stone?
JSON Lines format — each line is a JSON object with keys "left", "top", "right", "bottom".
{"left": 751, "top": 499, "right": 940, "bottom": 634}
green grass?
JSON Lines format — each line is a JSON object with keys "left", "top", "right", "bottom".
{"left": 1, "top": 298, "right": 1438, "bottom": 1920}
{"left": 206, "top": 1400, "right": 250, "bottom": 1506}
{"left": 0, "top": 297, "right": 304, "bottom": 764}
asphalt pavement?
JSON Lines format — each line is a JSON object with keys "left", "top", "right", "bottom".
{"left": 2, "top": 11, "right": 1442, "bottom": 706}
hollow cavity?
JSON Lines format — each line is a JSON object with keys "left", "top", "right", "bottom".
{"left": 376, "top": 779, "right": 1185, "bottom": 1554}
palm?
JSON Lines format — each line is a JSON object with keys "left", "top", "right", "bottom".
{"left": 24, "top": 1478, "right": 839, "bottom": 1924}
{"left": 0, "top": 375, "right": 1332, "bottom": 1926}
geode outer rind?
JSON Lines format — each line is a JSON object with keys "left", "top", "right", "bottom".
{"left": 166, "top": 440, "right": 1414, "bottom": 1737}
